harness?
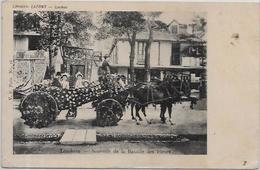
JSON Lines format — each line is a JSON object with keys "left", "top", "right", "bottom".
{"left": 129, "top": 72, "right": 192, "bottom": 106}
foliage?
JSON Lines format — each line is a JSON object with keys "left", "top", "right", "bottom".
{"left": 96, "top": 11, "right": 165, "bottom": 82}
{"left": 96, "top": 12, "right": 146, "bottom": 83}
{"left": 14, "top": 11, "right": 95, "bottom": 76}
{"left": 14, "top": 11, "right": 41, "bottom": 32}
{"left": 190, "top": 15, "right": 207, "bottom": 38}
{"left": 153, "top": 20, "right": 168, "bottom": 31}
{"left": 103, "top": 12, "right": 145, "bottom": 33}
{"left": 14, "top": 11, "right": 94, "bottom": 47}
{"left": 95, "top": 12, "right": 146, "bottom": 42}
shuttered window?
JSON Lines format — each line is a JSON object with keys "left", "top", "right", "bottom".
{"left": 136, "top": 41, "right": 145, "bottom": 65}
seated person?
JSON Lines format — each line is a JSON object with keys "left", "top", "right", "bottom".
{"left": 52, "top": 72, "right": 62, "bottom": 88}
{"left": 117, "top": 75, "right": 127, "bottom": 90}
{"left": 74, "top": 72, "right": 84, "bottom": 89}
{"left": 60, "top": 73, "right": 70, "bottom": 89}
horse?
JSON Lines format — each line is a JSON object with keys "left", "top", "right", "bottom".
{"left": 129, "top": 74, "right": 183, "bottom": 125}
{"left": 99, "top": 73, "right": 195, "bottom": 125}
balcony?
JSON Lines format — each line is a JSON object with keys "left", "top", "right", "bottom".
{"left": 15, "top": 50, "right": 48, "bottom": 60}
{"left": 136, "top": 54, "right": 145, "bottom": 65}
{"left": 136, "top": 59, "right": 145, "bottom": 65}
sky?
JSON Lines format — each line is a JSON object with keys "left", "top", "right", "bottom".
{"left": 91, "top": 11, "right": 206, "bottom": 26}
{"left": 159, "top": 11, "right": 206, "bottom": 24}
{"left": 92, "top": 11, "right": 206, "bottom": 54}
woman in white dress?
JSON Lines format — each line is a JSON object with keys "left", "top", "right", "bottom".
{"left": 74, "top": 72, "right": 84, "bottom": 89}
{"left": 60, "top": 73, "right": 70, "bottom": 89}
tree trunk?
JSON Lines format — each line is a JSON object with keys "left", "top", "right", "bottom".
{"left": 48, "top": 46, "right": 53, "bottom": 79}
{"left": 48, "top": 12, "right": 54, "bottom": 80}
{"left": 129, "top": 32, "right": 136, "bottom": 85}
{"left": 144, "top": 19, "right": 153, "bottom": 82}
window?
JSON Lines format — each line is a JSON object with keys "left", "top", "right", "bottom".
{"left": 179, "top": 24, "right": 187, "bottom": 29}
{"left": 136, "top": 41, "right": 145, "bottom": 65}
{"left": 170, "top": 25, "right": 178, "bottom": 34}
{"left": 28, "top": 36, "right": 41, "bottom": 50}
{"left": 171, "top": 43, "right": 181, "bottom": 65}
{"left": 111, "top": 44, "right": 118, "bottom": 64}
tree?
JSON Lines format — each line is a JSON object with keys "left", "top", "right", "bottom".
{"left": 14, "top": 11, "right": 94, "bottom": 78}
{"left": 153, "top": 20, "right": 168, "bottom": 32}
{"left": 143, "top": 12, "right": 162, "bottom": 82}
{"left": 96, "top": 12, "right": 146, "bottom": 84}
{"left": 14, "top": 11, "right": 41, "bottom": 32}
{"left": 190, "top": 15, "right": 207, "bottom": 38}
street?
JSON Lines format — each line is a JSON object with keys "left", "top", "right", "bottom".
{"left": 14, "top": 140, "right": 206, "bottom": 155}
{"left": 13, "top": 98, "right": 207, "bottom": 154}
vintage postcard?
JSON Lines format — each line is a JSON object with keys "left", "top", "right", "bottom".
{"left": 1, "top": 1, "right": 259, "bottom": 169}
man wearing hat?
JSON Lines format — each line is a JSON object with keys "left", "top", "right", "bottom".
{"left": 52, "top": 72, "right": 62, "bottom": 88}
{"left": 98, "top": 55, "right": 111, "bottom": 81}
{"left": 102, "top": 55, "right": 111, "bottom": 74}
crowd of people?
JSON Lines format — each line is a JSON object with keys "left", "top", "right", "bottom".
{"left": 49, "top": 71, "right": 88, "bottom": 90}
{"left": 37, "top": 55, "right": 127, "bottom": 92}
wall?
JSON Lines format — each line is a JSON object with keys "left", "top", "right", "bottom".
{"left": 13, "top": 35, "right": 48, "bottom": 89}
{"left": 182, "top": 57, "right": 200, "bottom": 67}
{"left": 168, "top": 22, "right": 178, "bottom": 34}
{"left": 114, "top": 39, "right": 203, "bottom": 67}
{"left": 13, "top": 59, "right": 47, "bottom": 88}
{"left": 150, "top": 42, "right": 159, "bottom": 66}
{"left": 159, "top": 41, "right": 172, "bottom": 66}
{"left": 14, "top": 36, "right": 28, "bottom": 51}
{"left": 117, "top": 67, "right": 128, "bottom": 77}
{"left": 117, "top": 41, "right": 130, "bottom": 65}
{"left": 116, "top": 40, "right": 171, "bottom": 67}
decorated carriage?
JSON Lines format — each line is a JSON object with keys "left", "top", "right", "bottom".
{"left": 19, "top": 72, "right": 197, "bottom": 128}
{"left": 19, "top": 75, "right": 129, "bottom": 128}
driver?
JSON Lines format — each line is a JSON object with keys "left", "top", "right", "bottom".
{"left": 98, "top": 55, "right": 111, "bottom": 83}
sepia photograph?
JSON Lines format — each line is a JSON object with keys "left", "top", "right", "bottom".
{"left": 2, "top": 1, "right": 259, "bottom": 169}
{"left": 12, "top": 10, "right": 207, "bottom": 154}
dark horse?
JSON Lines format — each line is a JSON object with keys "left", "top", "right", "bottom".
{"left": 129, "top": 75, "right": 186, "bottom": 125}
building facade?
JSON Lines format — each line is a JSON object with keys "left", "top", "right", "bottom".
{"left": 109, "top": 31, "right": 206, "bottom": 88}
{"left": 13, "top": 31, "right": 99, "bottom": 94}
{"left": 61, "top": 46, "right": 100, "bottom": 87}
{"left": 13, "top": 31, "right": 48, "bottom": 94}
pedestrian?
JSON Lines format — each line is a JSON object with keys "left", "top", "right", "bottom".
{"left": 51, "top": 72, "right": 62, "bottom": 88}
{"left": 74, "top": 72, "right": 84, "bottom": 89}
{"left": 60, "top": 73, "right": 70, "bottom": 89}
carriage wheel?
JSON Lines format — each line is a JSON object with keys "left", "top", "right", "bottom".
{"left": 96, "top": 99, "right": 123, "bottom": 127}
{"left": 20, "top": 92, "right": 58, "bottom": 128}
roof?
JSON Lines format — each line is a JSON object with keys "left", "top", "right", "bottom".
{"left": 62, "top": 45, "right": 93, "bottom": 51}
{"left": 117, "top": 31, "right": 205, "bottom": 43}
{"left": 179, "top": 37, "right": 206, "bottom": 43}
{"left": 178, "top": 32, "right": 207, "bottom": 43}
{"left": 14, "top": 31, "right": 41, "bottom": 36}
{"left": 167, "top": 19, "right": 180, "bottom": 26}
{"left": 118, "top": 31, "right": 178, "bottom": 42}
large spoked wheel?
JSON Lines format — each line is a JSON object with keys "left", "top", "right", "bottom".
{"left": 96, "top": 99, "right": 123, "bottom": 127}
{"left": 19, "top": 92, "right": 58, "bottom": 128}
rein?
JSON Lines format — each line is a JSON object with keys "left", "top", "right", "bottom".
{"left": 128, "top": 96, "right": 172, "bottom": 106}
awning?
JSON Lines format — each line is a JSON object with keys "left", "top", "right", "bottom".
{"left": 110, "top": 64, "right": 205, "bottom": 70}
